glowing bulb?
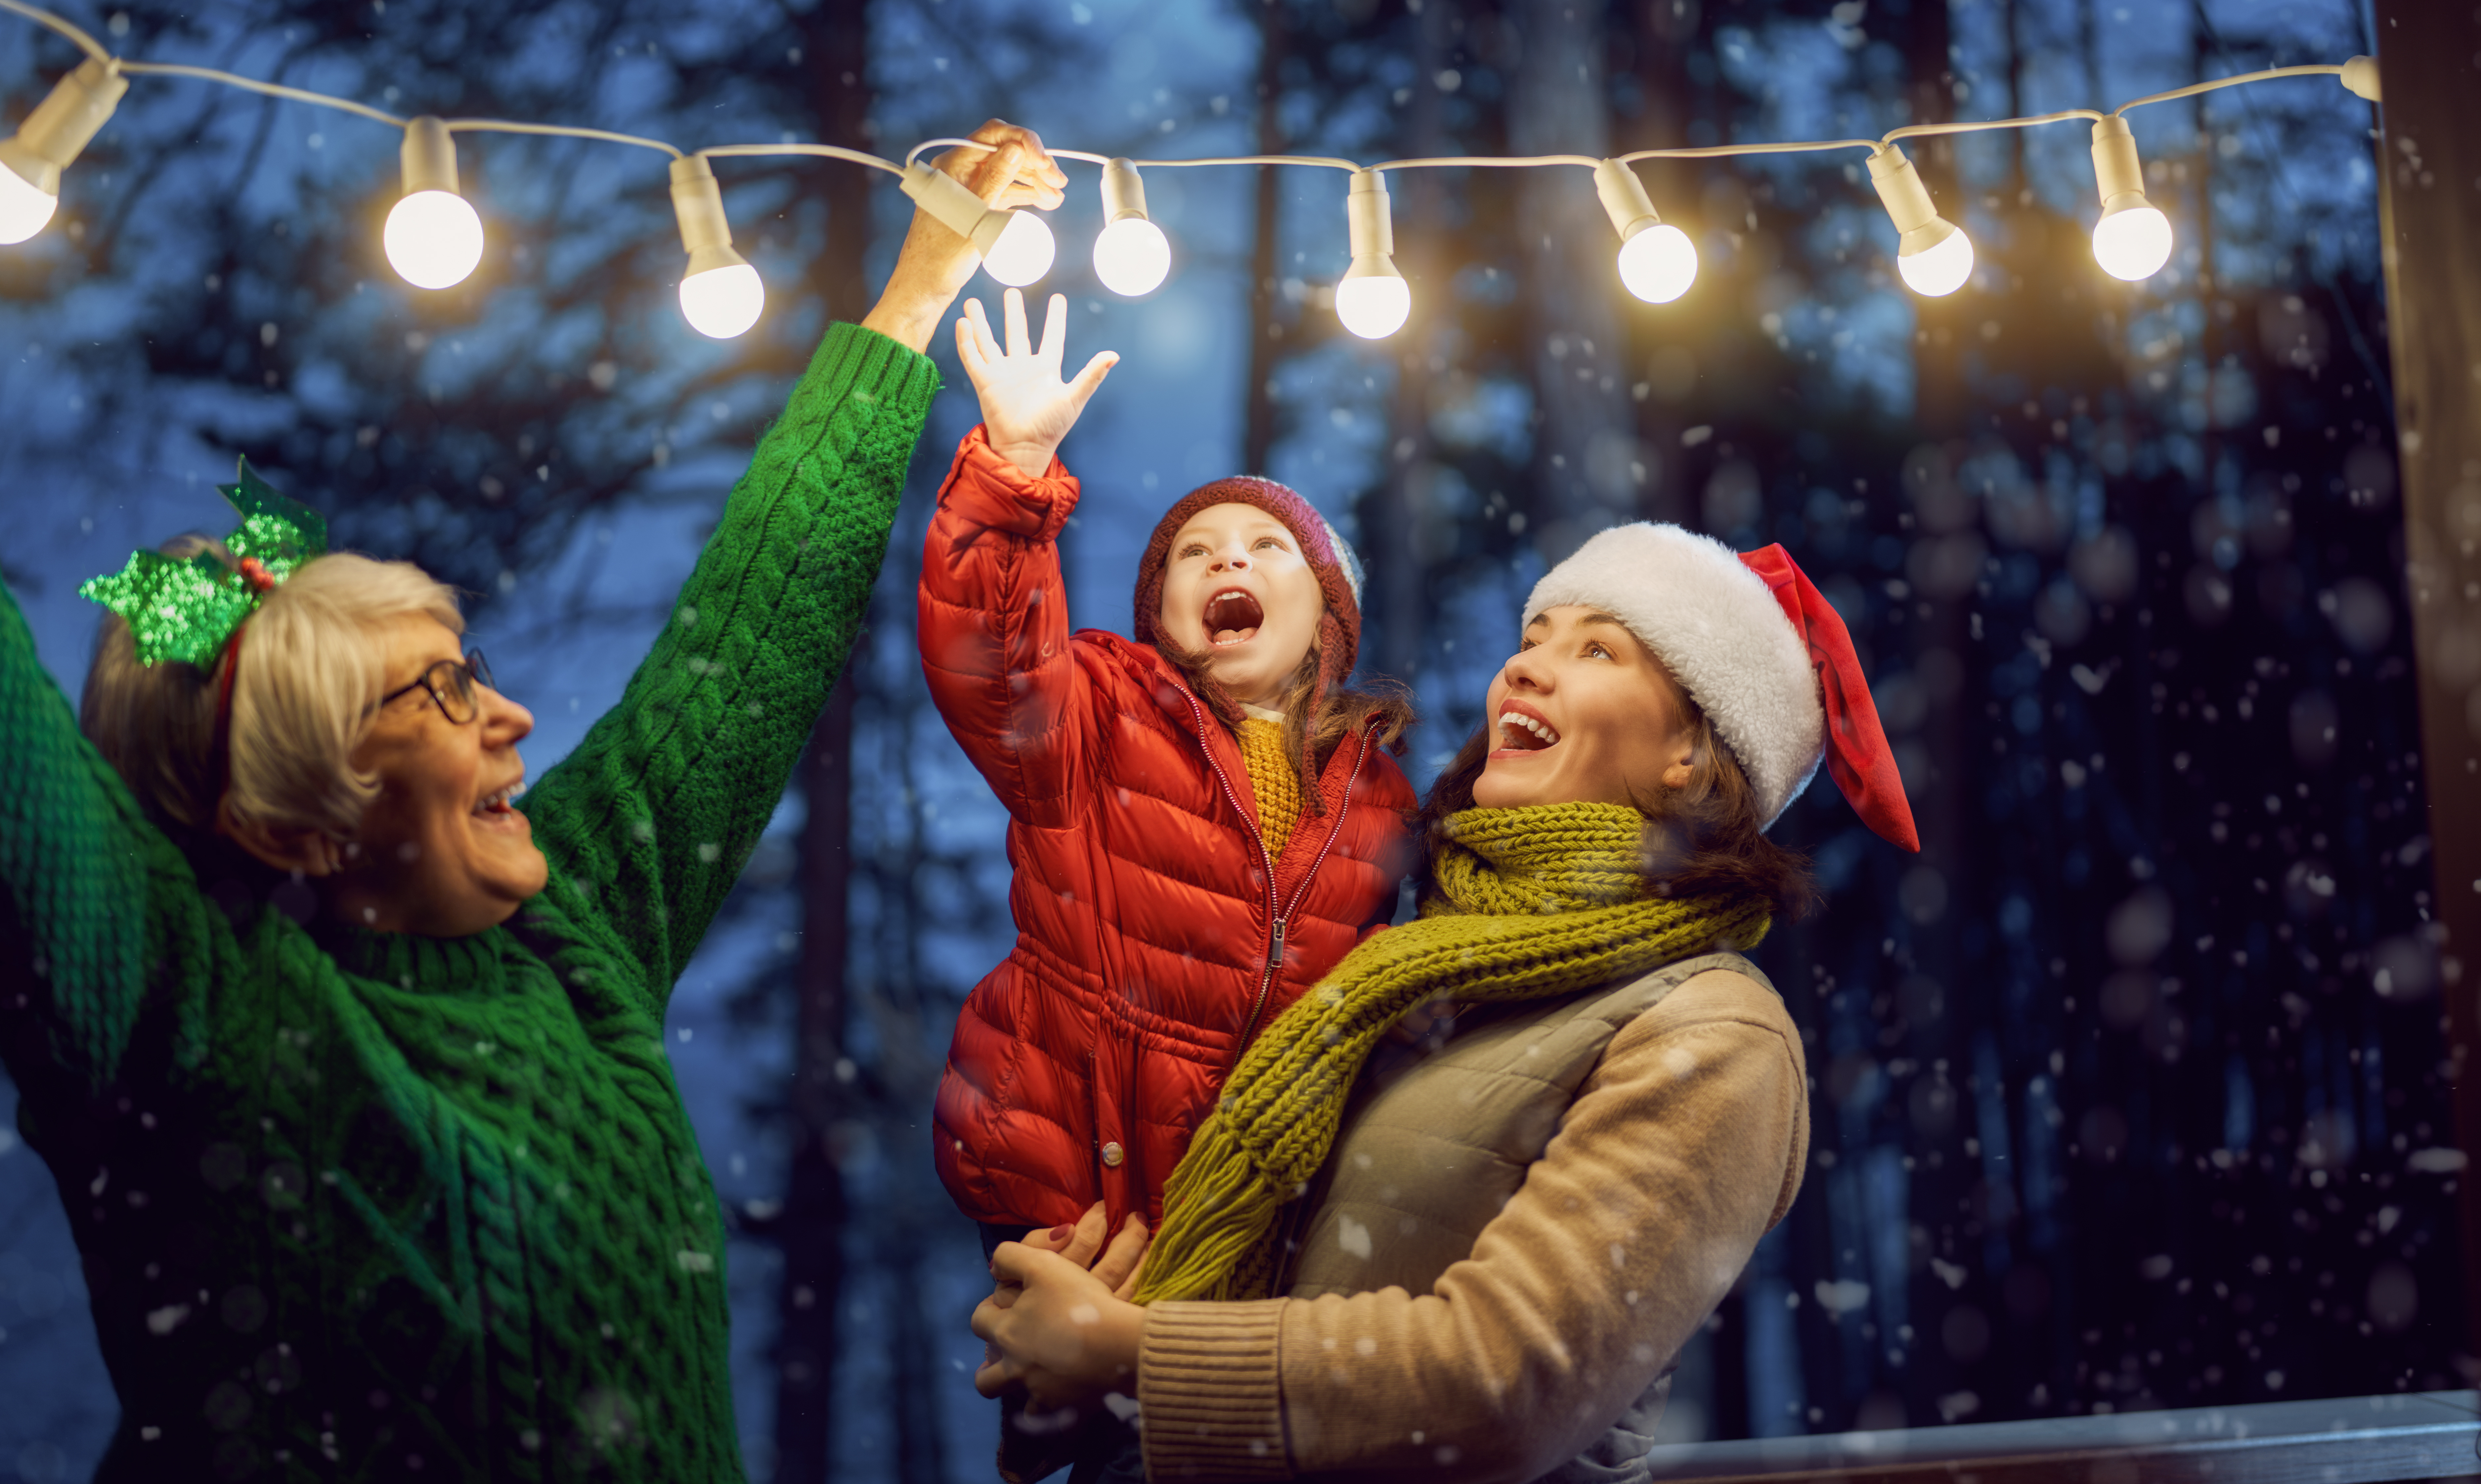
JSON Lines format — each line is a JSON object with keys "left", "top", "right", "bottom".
{"left": 2092, "top": 203, "right": 2173, "bottom": 282}
{"left": 1335, "top": 272, "right": 1412, "bottom": 340}
{"left": 386, "top": 118, "right": 483, "bottom": 290}
{"left": 1093, "top": 158, "right": 1172, "bottom": 296}
{"left": 680, "top": 261, "right": 765, "bottom": 339}
{"left": 1896, "top": 225, "right": 1975, "bottom": 298}
{"left": 384, "top": 189, "right": 485, "bottom": 290}
{"left": 0, "top": 59, "right": 126, "bottom": 247}
{"left": 0, "top": 156, "right": 57, "bottom": 246}
{"left": 979, "top": 210, "right": 1056, "bottom": 287}
{"left": 1616, "top": 223, "right": 1698, "bottom": 305}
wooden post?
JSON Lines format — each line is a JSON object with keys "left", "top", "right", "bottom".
{"left": 2369, "top": 0, "right": 2481, "bottom": 1363}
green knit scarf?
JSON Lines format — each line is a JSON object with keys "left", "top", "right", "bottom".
{"left": 1130, "top": 801, "right": 1771, "bottom": 1304}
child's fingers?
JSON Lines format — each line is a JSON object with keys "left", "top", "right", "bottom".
{"left": 1096, "top": 1213, "right": 1153, "bottom": 1300}
{"left": 1065, "top": 351, "right": 1120, "bottom": 411}
{"left": 954, "top": 315, "right": 990, "bottom": 385}
{"left": 1003, "top": 287, "right": 1031, "bottom": 360}
{"left": 1038, "top": 292, "right": 1068, "bottom": 370}
{"left": 963, "top": 297, "right": 1000, "bottom": 366}
{"left": 1056, "top": 1200, "right": 1110, "bottom": 1269}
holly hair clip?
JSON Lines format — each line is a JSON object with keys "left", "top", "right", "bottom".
{"left": 78, "top": 458, "right": 328, "bottom": 668}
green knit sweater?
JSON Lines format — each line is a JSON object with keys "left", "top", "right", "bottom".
{"left": 0, "top": 323, "right": 936, "bottom": 1482}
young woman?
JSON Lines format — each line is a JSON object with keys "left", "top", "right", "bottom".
{"left": 0, "top": 120, "right": 1062, "bottom": 1483}
{"left": 971, "top": 522, "right": 1919, "bottom": 1483}
{"left": 921, "top": 289, "right": 1418, "bottom": 1249}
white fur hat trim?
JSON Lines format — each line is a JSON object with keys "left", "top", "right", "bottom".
{"left": 1522, "top": 523, "right": 1825, "bottom": 828}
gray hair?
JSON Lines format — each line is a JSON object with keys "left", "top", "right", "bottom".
{"left": 82, "top": 539, "right": 463, "bottom": 842}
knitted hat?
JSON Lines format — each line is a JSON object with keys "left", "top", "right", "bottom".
{"left": 1522, "top": 522, "right": 1918, "bottom": 850}
{"left": 1133, "top": 477, "right": 1364, "bottom": 698}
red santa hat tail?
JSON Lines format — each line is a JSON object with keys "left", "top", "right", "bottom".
{"left": 1523, "top": 523, "right": 1918, "bottom": 851}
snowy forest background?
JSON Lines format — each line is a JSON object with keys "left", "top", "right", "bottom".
{"left": 0, "top": 0, "right": 2459, "bottom": 1479}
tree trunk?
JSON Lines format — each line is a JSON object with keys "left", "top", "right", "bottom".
{"left": 1242, "top": 0, "right": 1289, "bottom": 475}
{"left": 2370, "top": 0, "right": 2481, "bottom": 1361}
{"left": 773, "top": 3, "right": 874, "bottom": 1475}
{"left": 1509, "top": 0, "right": 1635, "bottom": 564}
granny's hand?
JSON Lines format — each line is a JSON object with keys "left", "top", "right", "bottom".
{"left": 957, "top": 288, "right": 1119, "bottom": 478}
{"left": 973, "top": 1241, "right": 1147, "bottom": 1410}
{"left": 861, "top": 119, "right": 1066, "bottom": 353}
{"left": 981, "top": 1203, "right": 1152, "bottom": 1368}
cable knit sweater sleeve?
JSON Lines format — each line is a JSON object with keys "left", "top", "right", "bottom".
{"left": 0, "top": 581, "right": 218, "bottom": 1092}
{"left": 520, "top": 323, "right": 937, "bottom": 1002}
{"left": 1136, "top": 969, "right": 1810, "bottom": 1484}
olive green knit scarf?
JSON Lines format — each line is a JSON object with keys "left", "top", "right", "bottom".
{"left": 1130, "top": 801, "right": 1771, "bottom": 1304}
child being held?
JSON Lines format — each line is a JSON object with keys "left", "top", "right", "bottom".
{"left": 921, "top": 287, "right": 1417, "bottom": 1258}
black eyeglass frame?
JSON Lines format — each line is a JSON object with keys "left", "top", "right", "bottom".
{"left": 377, "top": 650, "right": 497, "bottom": 725}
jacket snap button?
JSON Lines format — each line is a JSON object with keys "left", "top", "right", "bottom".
{"left": 1101, "top": 1142, "right": 1124, "bottom": 1168}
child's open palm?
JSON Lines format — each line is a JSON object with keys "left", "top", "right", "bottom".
{"left": 957, "top": 287, "right": 1119, "bottom": 478}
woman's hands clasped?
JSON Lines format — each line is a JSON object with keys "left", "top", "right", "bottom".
{"left": 973, "top": 1201, "right": 1151, "bottom": 1411}
{"left": 958, "top": 287, "right": 1120, "bottom": 478}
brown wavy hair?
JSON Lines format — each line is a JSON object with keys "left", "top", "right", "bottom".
{"left": 1411, "top": 677, "right": 1817, "bottom": 921}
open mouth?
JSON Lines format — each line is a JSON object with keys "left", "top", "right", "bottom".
{"left": 1202, "top": 588, "right": 1266, "bottom": 647}
{"left": 1496, "top": 706, "right": 1560, "bottom": 754}
{"left": 472, "top": 778, "right": 528, "bottom": 820}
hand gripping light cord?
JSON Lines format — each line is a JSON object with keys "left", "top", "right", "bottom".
{"left": 0, "top": 0, "right": 2385, "bottom": 334}
{"left": 670, "top": 154, "right": 765, "bottom": 339}
{"left": 898, "top": 158, "right": 1056, "bottom": 288}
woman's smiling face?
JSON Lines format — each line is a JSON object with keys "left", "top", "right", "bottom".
{"left": 1471, "top": 605, "right": 1697, "bottom": 810}
{"left": 1152, "top": 502, "right": 1325, "bottom": 709}
{"left": 329, "top": 612, "right": 547, "bottom": 936}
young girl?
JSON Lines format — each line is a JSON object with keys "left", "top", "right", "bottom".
{"left": 922, "top": 287, "right": 1417, "bottom": 1254}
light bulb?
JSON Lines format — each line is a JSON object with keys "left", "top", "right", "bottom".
{"left": 1616, "top": 223, "right": 1698, "bottom": 304}
{"left": 385, "top": 118, "right": 483, "bottom": 290}
{"left": 2091, "top": 203, "right": 2173, "bottom": 282}
{"left": 680, "top": 261, "right": 765, "bottom": 339}
{"left": 2086, "top": 118, "right": 2172, "bottom": 283}
{"left": 669, "top": 155, "right": 763, "bottom": 338}
{"left": 0, "top": 156, "right": 57, "bottom": 246}
{"left": 384, "top": 189, "right": 485, "bottom": 290}
{"left": 1335, "top": 272, "right": 1412, "bottom": 340}
{"left": 979, "top": 210, "right": 1056, "bottom": 287}
{"left": 1896, "top": 227, "right": 1975, "bottom": 297}
{"left": 0, "top": 58, "right": 127, "bottom": 247}
{"left": 1093, "top": 158, "right": 1172, "bottom": 296}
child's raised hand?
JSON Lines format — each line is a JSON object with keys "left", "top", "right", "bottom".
{"left": 956, "top": 287, "right": 1119, "bottom": 478}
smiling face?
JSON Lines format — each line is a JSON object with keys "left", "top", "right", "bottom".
{"left": 1152, "top": 501, "right": 1326, "bottom": 709}
{"left": 1471, "top": 605, "right": 1699, "bottom": 810}
{"left": 328, "top": 613, "right": 546, "bottom": 937}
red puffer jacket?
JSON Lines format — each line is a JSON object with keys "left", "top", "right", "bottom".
{"left": 923, "top": 428, "right": 1417, "bottom": 1231}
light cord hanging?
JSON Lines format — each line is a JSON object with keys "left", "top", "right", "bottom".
{"left": 0, "top": 0, "right": 2382, "bottom": 340}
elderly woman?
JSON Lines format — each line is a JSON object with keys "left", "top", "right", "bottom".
{"left": 0, "top": 121, "right": 1063, "bottom": 1481}
{"left": 973, "top": 523, "right": 1920, "bottom": 1483}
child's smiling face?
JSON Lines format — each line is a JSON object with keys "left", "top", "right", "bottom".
{"left": 1154, "top": 502, "right": 1326, "bottom": 710}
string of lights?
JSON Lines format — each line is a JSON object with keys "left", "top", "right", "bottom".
{"left": 0, "top": 0, "right": 2383, "bottom": 342}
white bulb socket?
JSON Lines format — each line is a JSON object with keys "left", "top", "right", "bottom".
{"left": 1093, "top": 158, "right": 1171, "bottom": 296}
{"left": 383, "top": 117, "right": 484, "bottom": 290}
{"left": 670, "top": 154, "right": 764, "bottom": 338}
{"left": 1868, "top": 144, "right": 1974, "bottom": 297}
{"left": 1336, "top": 168, "right": 1410, "bottom": 339}
{"left": 2086, "top": 117, "right": 2174, "bottom": 282}
{"left": 0, "top": 58, "right": 129, "bottom": 246}
{"left": 900, "top": 159, "right": 1054, "bottom": 287}
{"left": 2339, "top": 55, "right": 2380, "bottom": 103}
{"left": 1594, "top": 159, "right": 1699, "bottom": 304}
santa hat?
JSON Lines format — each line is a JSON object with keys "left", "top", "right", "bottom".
{"left": 1523, "top": 523, "right": 1918, "bottom": 851}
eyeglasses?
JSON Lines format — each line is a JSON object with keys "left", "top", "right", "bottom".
{"left": 378, "top": 650, "right": 497, "bottom": 725}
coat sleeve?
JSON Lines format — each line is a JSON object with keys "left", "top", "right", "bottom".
{"left": 917, "top": 425, "right": 1099, "bottom": 830}
{"left": 0, "top": 581, "right": 223, "bottom": 1093}
{"left": 518, "top": 323, "right": 937, "bottom": 1003}
{"left": 1134, "top": 971, "right": 1810, "bottom": 1484}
